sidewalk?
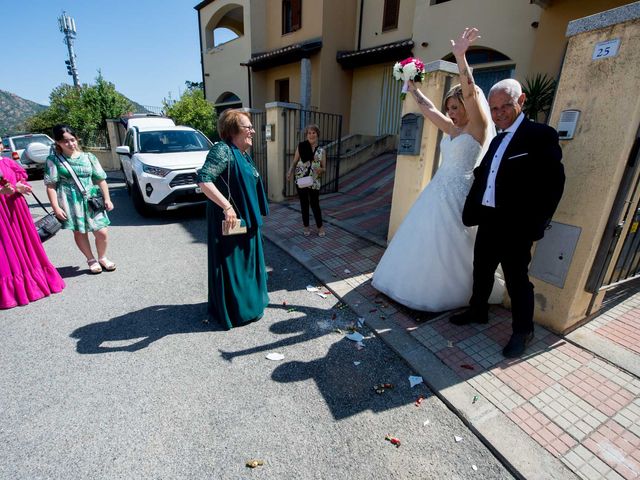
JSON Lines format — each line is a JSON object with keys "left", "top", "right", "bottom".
{"left": 262, "top": 201, "right": 640, "bottom": 480}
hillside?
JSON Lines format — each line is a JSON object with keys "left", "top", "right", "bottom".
{"left": 0, "top": 90, "right": 47, "bottom": 136}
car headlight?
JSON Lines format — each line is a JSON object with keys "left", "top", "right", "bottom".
{"left": 142, "top": 164, "right": 171, "bottom": 177}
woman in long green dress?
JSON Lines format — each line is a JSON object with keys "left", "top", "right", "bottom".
{"left": 196, "top": 109, "right": 269, "bottom": 329}
{"left": 45, "top": 124, "right": 116, "bottom": 274}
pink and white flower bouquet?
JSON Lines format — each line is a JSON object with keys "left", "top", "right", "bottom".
{"left": 393, "top": 57, "right": 426, "bottom": 100}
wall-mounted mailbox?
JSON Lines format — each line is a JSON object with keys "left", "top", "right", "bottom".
{"left": 557, "top": 110, "right": 580, "bottom": 140}
{"left": 398, "top": 113, "right": 424, "bottom": 155}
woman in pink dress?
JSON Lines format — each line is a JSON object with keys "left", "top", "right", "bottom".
{"left": 0, "top": 153, "right": 65, "bottom": 309}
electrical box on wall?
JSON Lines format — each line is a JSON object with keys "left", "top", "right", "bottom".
{"left": 530, "top": 221, "right": 582, "bottom": 288}
{"left": 557, "top": 110, "right": 580, "bottom": 140}
{"left": 398, "top": 113, "right": 424, "bottom": 155}
{"left": 265, "top": 124, "right": 274, "bottom": 141}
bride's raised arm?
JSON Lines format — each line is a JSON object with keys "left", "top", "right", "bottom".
{"left": 407, "top": 82, "right": 456, "bottom": 135}
{"left": 451, "top": 27, "right": 489, "bottom": 143}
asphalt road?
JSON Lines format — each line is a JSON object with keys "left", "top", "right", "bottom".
{"left": 0, "top": 175, "right": 515, "bottom": 479}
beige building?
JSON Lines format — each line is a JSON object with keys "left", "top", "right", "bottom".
{"left": 195, "top": 0, "right": 633, "bottom": 135}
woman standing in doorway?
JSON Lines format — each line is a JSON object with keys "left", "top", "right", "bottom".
{"left": 287, "top": 124, "right": 327, "bottom": 237}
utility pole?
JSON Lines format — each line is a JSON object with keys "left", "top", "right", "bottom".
{"left": 58, "top": 12, "right": 80, "bottom": 88}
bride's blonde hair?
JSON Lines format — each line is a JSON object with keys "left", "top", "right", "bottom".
{"left": 444, "top": 84, "right": 464, "bottom": 110}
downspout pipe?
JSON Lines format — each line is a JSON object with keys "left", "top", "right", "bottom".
{"left": 357, "top": 0, "right": 364, "bottom": 50}
{"left": 195, "top": 7, "right": 207, "bottom": 100}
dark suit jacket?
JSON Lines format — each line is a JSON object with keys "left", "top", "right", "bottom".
{"left": 462, "top": 117, "right": 565, "bottom": 241}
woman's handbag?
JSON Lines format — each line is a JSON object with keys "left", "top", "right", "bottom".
{"left": 32, "top": 192, "right": 62, "bottom": 242}
{"left": 295, "top": 163, "right": 314, "bottom": 188}
{"left": 220, "top": 155, "right": 247, "bottom": 236}
{"left": 56, "top": 153, "right": 106, "bottom": 214}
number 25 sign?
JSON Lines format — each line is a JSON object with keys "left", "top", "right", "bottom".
{"left": 592, "top": 38, "right": 621, "bottom": 60}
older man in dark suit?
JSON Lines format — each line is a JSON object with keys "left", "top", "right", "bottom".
{"left": 450, "top": 79, "right": 565, "bottom": 358}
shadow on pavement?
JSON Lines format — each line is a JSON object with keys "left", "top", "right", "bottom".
{"left": 70, "top": 302, "right": 217, "bottom": 354}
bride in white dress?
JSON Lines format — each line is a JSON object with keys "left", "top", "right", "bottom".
{"left": 372, "top": 28, "right": 505, "bottom": 312}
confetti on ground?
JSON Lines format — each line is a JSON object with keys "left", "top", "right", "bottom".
{"left": 333, "top": 328, "right": 343, "bottom": 334}
{"left": 472, "top": 465, "right": 478, "bottom": 471}
{"left": 385, "top": 435, "right": 401, "bottom": 448}
{"left": 316, "top": 292, "right": 328, "bottom": 298}
{"left": 455, "top": 436, "right": 463, "bottom": 443}
{"left": 379, "top": 315, "right": 386, "bottom": 319}
{"left": 355, "top": 341, "right": 365, "bottom": 350}
{"left": 423, "top": 419, "right": 430, "bottom": 426}
{"left": 331, "top": 313, "right": 337, "bottom": 320}
{"left": 447, "top": 341, "right": 453, "bottom": 348}
{"left": 265, "top": 352, "right": 285, "bottom": 361}
{"left": 409, "top": 376, "right": 423, "bottom": 388}
{"left": 306, "top": 285, "right": 319, "bottom": 292}
{"left": 346, "top": 332, "right": 364, "bottom": 342}
{"left": 354, "top": 361, "right": 361, "bottom": 366}
{"left": 460, "top": 364, "right": 475, "bottom": 370}
{"left": 286, "top": 308, "right": 297, "bottom": 313}
{"left": 344, "top": 269, "right": 351, "bottom": 274}
{"left": 246, "top": 459, "right": 264, "bottom": 468}
{"left": 357, "top": 317, "right": 365, "bottom": 328}
{"left": 374, "top": 383, "right": 394, "bottom": 394}
{"left": 415, "top": 395, "right": 425, "bottom": 407}
{"left": 472, "top": 395, "right": 479, "bottom": 404}
{"left": 282, "top": 301, "right": 287, "bottom": 306}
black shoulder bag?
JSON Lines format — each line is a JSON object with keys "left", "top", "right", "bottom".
{"left": 56, "top": 153, "right": 106, "bottom": 214}
{"left": 32, "top": 192, "right": 62, "bottom": 242}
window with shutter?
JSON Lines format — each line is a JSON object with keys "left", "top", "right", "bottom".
{"left": 283, "top": 0, "right": 302, "bottom": 34}
{"left": 382, "top": 0, "right": 400, "bottom": 32}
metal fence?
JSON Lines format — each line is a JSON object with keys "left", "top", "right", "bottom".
{"left": 250, "top": 110, "right": 268, "bottom": 196}
{"left": 586, "top": 132, "right": 640, "bottom": 314}
{"left": 282, "top": 108, "right": 342, "bottom": 197}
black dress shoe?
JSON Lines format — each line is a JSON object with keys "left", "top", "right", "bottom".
{"left": 502, "top": 331, "right": 534, "bottom": 358}
{"left": 450, "top": 310, "right": 489, "bottom": 326}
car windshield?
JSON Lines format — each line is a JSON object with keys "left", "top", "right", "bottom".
{"left": 139, "top": 130, "right": 212, "bottom": 153}
{"left": 12, "top": 135, "right": 54, "bottom": 150}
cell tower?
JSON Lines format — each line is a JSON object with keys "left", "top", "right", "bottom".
{"left": 58, "top": 11, "right": 80, "bottom": 88}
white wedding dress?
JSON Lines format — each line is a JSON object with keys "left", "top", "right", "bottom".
{"left": 372, "top": 133, "right": 505, "bottom": 312}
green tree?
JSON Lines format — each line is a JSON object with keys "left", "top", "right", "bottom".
{"left": 24, "top": 72, "right": 132, "bottom": 146}
{"left": 163, "top": 82, "right": 217, "bottom": 141}
{"left": 523, "top": 73, "right": 557, "bottom": 123}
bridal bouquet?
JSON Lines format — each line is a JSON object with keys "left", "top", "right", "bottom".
{"left": 393, "top": 57, "right": 426, "bottom": 100}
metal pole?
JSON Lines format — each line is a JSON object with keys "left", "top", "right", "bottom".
{"left": 59, "top": 12, "right": 80, "bottom": 88}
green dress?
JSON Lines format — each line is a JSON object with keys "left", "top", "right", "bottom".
{"left": 196, "top": 141, "right": 269, "bottom": 330}
{"left": 44, "top": 152, "right": 110, "bottom": 233}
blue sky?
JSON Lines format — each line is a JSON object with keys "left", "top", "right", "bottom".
{"left": 1, "top": 0, "right": 226, "bottom": 107}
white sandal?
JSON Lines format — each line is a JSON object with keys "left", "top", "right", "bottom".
{"left": 98, "top": 257, "right": 117, "bottom": 272}
{"left": 87, "top": 259, "right": 102, "bottom": 274}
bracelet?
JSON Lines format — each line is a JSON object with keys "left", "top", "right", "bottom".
{"left": 223, "top": 205, "right": 233, "bottom": 212}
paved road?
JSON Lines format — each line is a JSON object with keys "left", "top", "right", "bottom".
{"left": 0, "top": 177, "right": 514, "bottom": 479}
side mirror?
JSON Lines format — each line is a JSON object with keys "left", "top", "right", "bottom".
{"left": 115, "top": 145, "right": 131, "bottom": 156}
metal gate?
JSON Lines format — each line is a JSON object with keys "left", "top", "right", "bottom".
{"left": 586, "top": 126, "right": 640, "bottom": 311}
{"left": 250, "top": 110, "right": 268, "bottom": 196}
{"left": 282, "top": 108, "right": 342, "bottom": 197}
{"left": 377, "top": 66, "right": 403, "bottom": 135}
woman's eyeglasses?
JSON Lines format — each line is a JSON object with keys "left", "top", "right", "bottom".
{"left": 240, "top": 125, "right": 255, "bottom": 131}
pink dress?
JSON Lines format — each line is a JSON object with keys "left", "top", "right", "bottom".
{"left": 0, "top": 157, "right": 65, "bottom": 309}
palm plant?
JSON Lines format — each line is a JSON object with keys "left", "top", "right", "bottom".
{"left": 523, "top": 73, "right": 557, "bottom": 123}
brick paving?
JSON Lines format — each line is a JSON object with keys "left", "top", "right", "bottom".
{"left": 263, "top": 155, "right": 640, "bottom": 480}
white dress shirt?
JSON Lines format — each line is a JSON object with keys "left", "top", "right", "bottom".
{"left": 481, "top": 113, "right": 526, "bottom": 207}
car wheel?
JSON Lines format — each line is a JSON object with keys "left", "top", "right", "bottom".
{"left": 132, "top": 179, "right": 151, "bottom": 217}
{"left": 24, "top": 142, "right": 52, "bottom": 164}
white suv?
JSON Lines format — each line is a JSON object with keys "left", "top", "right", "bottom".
{"left": 2, "top": 133, "right": 54, "bottom": 176}
{"left": 115, "top": 117, "right": 213, "bottom": 215}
